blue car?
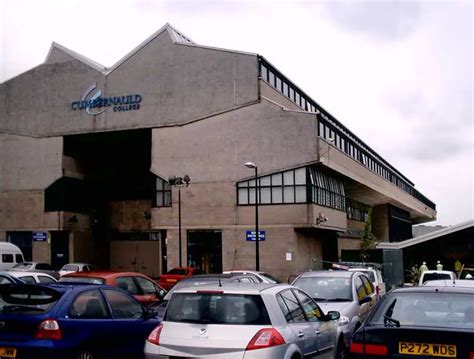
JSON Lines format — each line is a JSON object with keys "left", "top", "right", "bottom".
{"left": 0, "top": 283, "right": 161, "bottom": 359}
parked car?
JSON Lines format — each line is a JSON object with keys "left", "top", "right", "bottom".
{"left": 418, "top": 270, "right": 456, "bottom": 285}
{"left": 9, "top": 261, "right": 59, "bottom": 279}
{"left": 292, "top": 270, "right": 376, "bottom": 348}
{"left": 145, "top": 283, "right": 345, "bottom": 358}
{"left": 152, "top": 273, "right": 259, "bottom": 318}
{"left": 0, "top": 271, "right": 26, "bottom": 284}
{"left": 0, "top": 242, "right": 25, "bottom": 271}
{"left": 158, "top": 267, "right": 204, "bottom": 291}
{"left": 0, "top": 283, "right": 161, "bottom": 359}
{"left": 7, "top": 271, "right": 57, "bottom": 284}
{"left": 348, "top": 267, "right": 386, "bottom": 300}
{"left": 350, "top": 285, "right": 474, "bottom": 358}
{"left": 59, "top": 271, "right": 166, "bottom": 306}
{"left": 59, "top": 263, "right": 96, "bottom": 277}
{"left": 222, "top": 270, "right": 281, "bottom": 284}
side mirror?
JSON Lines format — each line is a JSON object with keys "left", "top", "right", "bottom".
{"left": 326, "top": 310, "right": 340, "bottom": 321}
{"left": 158, "top": 289, "right": 166, "bottom": 299}
{"left": 359, "top": 296, "right": 372, "bottom": 305}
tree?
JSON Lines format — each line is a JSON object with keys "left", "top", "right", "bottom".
{"left": 360, "top": 208, "right": 377, "bottom": 261}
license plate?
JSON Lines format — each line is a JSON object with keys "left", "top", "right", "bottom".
{"left": 166, "top": 279, "right": 177, "bottom": 282}
{"left": 399, "top": 342, "right": 456, "bottom": 357}
{"left": 0, "top": 347, "right": 16, "bottom": 358}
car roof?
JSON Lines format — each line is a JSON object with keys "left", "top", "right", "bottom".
{"left": 298, "top": 270, "right": 355, "bottom": 278}
{"left": 423, "top": 279, "right": 474, "bottom": 287}
{"left": 6, "top": 271, "right": 55, "bottom": 278}
{"left": 172, "top": 282, "right": 290, "bottom": 295}
{"left": 63, "top": 270, "right": 149, "bottom": 279}
{"left": 391, "top": 285, "right": 474, "bottom": 294}
{"left": 422, "top": 270, "right": 455, "bottom": 274}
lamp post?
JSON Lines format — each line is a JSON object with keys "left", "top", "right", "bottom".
{"left": 244, "top": 162, "right": 259, "bottom": 271}
{"left": 168, "top": 175, "right": 191, "bottom": 268}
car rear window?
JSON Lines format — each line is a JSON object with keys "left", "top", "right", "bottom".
{"left": 165, "top": 293, "right": 271, "bottom": 325}
{"left": 62, "top": 264, "right": 79, "bottom": 271}
{"left": 422, "top": 273, "right": 452, "bottom": 283}
{"left": 0, "top": 285, "right": 61, "bottom": 314}
{"left": 166, "top": 268, "right": 188, "bottom": 275}
{"left": 59, "top": 276, "right": 105, "bottom": 285}
{"left": 370, "top": 292, "right": 474, "bottom": 330}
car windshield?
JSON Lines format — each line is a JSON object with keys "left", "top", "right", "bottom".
{"left": 293, "top": 276, "right": 353, "bottom": 301}
{"left": 371, "top": 292, "right": 474, "bottom": 330}
{"left": 59, "top": 276, "right": 105, "bottom": 284}
{"left": 165, "top": 293, "right": 271, "bottom": 325}
{"left": 61, "top": 264, "right": 79, "bottom": 271}
{"left": 166, "top": 268, "right": 189, "bottom": 275}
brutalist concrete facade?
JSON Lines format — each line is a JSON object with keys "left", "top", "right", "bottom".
{"left": 0, "top": 24, "right": 436, "bottom": 280}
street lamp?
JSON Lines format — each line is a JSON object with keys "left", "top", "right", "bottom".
{"left": 244, "top": 161, "right": 260, "bottom": 271}
{"left": 168, "top": 175, "right": 191, "bottom": 267}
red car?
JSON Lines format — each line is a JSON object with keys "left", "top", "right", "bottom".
{"left": 158, "top": 267, "right": 204, "bottom": 290}
{"left": 59, "top": 271, "right": 166, "bottom": 306}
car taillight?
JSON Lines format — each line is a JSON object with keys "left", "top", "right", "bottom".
{"left": 34, "top": 319, "right": 62, "bottom": 340}
{"left": 147, "top": 324, "right": 163, "bottom": 345}
{"left": 350, "top": 342, "right": 388, "bottom": 356}
{"left": 470, "top": 352, "right": 474, "bottom": 359}
{"left": 246, "top": 328, "right": 285, "bottom": 351}
{"left": 376, "top": 285, "right": 380, "bottom": 295}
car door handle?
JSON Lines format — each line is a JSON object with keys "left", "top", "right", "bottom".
{"left": 315, "top": 330, "right": 321, "bottom": 335}
{"left": 297, "top": 332, "right": 305, "bottom": 338}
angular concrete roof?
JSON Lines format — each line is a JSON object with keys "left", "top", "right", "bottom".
{"left": 377, "top": 219, "right": 474, "bottom": 250}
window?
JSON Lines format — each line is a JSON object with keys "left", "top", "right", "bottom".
{"left": 155, "top": 176, "right": 171, "bottom": 207}
{"left": 309, "top": 167, "right": 346, "bottom": 211}
{"left": 15, "top": 254, "right": 23, "bottom": 263}
{"left": 104, "top": 290, "right": 144, "bottom": 319}
{"left": 355, "top": 276, "right": 367, "bottom": 301}
{"left": 2, "top": 254, "right": 13, "bottom": 263}
{"left": 277, "top": 290, "right": 305, "bottom": 322}
{"left": 260, "top": 63, "right": 268, "bottom": 81}
{"left": 69, "top": 290, "right": 108, "bottom": 319}
{"left": 135, "top": 276, "right": 158, "bottom": 295}
{"left": 293, "top": 290, "right": 322, "bottom": 322}
{"left": 360, "top": 275, "right": 374, "bottom": 295}
{"left": 38, "top": 276, "right": 56, "bottom": 284}
{"left": 116, "top": 276, "right": 140, "bottom": 295}
{"left": 20, "top": 276, "right": 35, "bottom": 284}
{"left": 36, "top": 263, "right": 52, "bottom": 270}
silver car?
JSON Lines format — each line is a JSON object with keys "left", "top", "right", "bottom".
{"left": 145, "top": 283, "right": 345, "bottom": 358}
{"left": 292, "top": 271, "right": 376, "bottom": 347}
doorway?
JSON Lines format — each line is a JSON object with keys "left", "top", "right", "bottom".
{"left": 187, "top": 230, "right": 222, "bottom": 273}
{"left": 50, "top": 231, "right": 70, "bottom": 269}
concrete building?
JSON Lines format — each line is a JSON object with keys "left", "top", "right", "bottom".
{"left": 0, "top": 24, "right": 436, "bottom": 280}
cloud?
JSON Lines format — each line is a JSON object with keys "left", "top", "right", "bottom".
{"left": 322, "top": 0, "right": 421, "bottom": 41}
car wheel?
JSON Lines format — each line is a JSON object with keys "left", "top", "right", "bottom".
{"left": 335, "top": 337, "right": 347, "bottom": 359}
{"left": 291, "top": 353, "right": 302, "bottom": 359}
{"left": 75, "top": 350, "right": 95, "bottom": 359}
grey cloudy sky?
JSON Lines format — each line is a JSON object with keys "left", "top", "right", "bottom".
{"left": 1, "top": 0, "right": 472, "bottom": 226}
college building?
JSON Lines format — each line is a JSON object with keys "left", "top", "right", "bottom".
{"left": 0, "top": 24, "right": 436, "bottom": 280}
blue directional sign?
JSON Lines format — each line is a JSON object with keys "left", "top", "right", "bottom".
{"left": 32, "top": 232, "right": 48, "bottom": 242}
{"left": 246, "top": 230, "right": 266, "bottom": 241}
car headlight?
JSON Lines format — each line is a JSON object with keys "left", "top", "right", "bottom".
{"left": 338, "top": 315, "right": 350, "bottom": 326}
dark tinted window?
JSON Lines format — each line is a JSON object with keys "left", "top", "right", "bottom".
{"left": 15, "top": 254, "right": 23, "bottom": 263}
{"left": 21, "top": 276, "right": 36, "bottom": 284}
{"left": 166, "top": 293, "right": 270, "bottom": 325}
{"left": 0, "top": 285, "right": 60, "bottom": 314}
{"left": 422, "top": 273, "right": 452, "bottom": 283}
{"left": 293, "top": 290, "right": 322, "bottom": 322}
{"left": 36, "top": 263, "right": 52, "bottom": 270}
{"left": 0, "top": 275, "right": 14, "bottom": 284}
{"left": 104, "top": 290, "right": 144, "bottom": 319}
{"left": 38, "top": 276, "right": 56, "bottom": 284}
{"left": 2, "top": 254, "right": 13, "bottom": 263}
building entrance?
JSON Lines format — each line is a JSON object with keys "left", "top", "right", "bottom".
{"left": 187, "top": 230, "right": 222, "bottom": 273}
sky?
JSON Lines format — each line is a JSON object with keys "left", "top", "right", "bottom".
{"left": 0, "top": 0, "right": 473, "bottom": 226}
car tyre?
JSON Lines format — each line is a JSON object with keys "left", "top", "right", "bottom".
{"left": 75, "top": 350, "right": 95, "bottom": 359}
{"left": 335, "top": 337, "right": 347, "bottom": 359}
{"left": 291, "top": 353, "right": 302, "bottom": 359}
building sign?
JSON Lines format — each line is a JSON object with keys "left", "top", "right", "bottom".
{"left": 32, "top": 232, "right": 48, "bottom": 242}
{"left": 246, "top": 230, "right": 266, "bottom": 241}
{"left": 70, "top": 83, "right": 143, "bottom": 116}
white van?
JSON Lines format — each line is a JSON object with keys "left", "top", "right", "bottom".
{"left": 0, "top": 242, "right": 25, "bottom": 271}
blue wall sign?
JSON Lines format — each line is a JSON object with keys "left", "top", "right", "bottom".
{"left": 246, "top": 230, "right": 266, "bottom": 241}
{"left": 32, "top": 232, "right": 48, "bottom": 242}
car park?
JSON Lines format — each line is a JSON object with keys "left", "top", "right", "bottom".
{"left": 145, "top": 283, "right": 345, "bottom": 358}
{"left": 158, "top": 267, "right": 205, "bottom": 291}
{"left": 222, "top": 270, "right": 281, "bottom": 284}
{"left": 418, "top": 270, "right": 456, "bottom": 285}
{"left": 348, "top": 267, "right": 386, "bottom": 300}
{"left": 6, "top": 270, "right": 57, "bottom": 284}
{"left": 152, "top": 273, "right": 259, "bottom": 318}
{"left": 292, "top": 270, "right": 376, "bottom": 348}
{"left": 0, "top": 283, "right": 161, "bottom": 359}
{"left": 9, "top": 261, "right": 59, "bottom": 279}
{"left": 59, "top": 271, "right": 166, "bottom": 306}
{"left": 59, "top": 263, "right": 96, "bottom": 277}
{"left": 350, "top": 285, "right": 474, "bottom": 358}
